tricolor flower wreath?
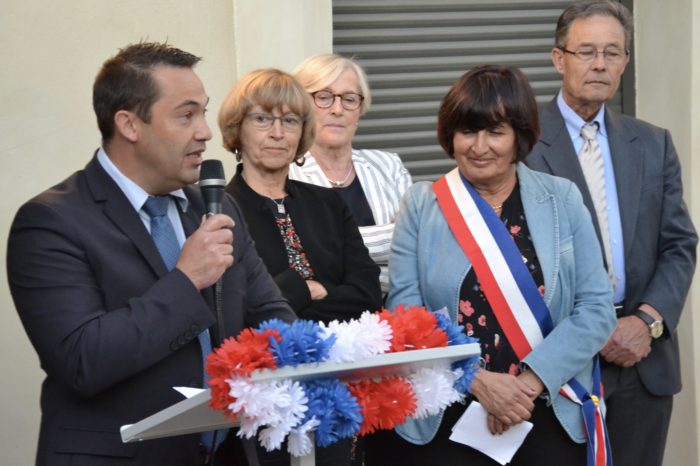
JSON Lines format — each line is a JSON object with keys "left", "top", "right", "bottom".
{"left": 206, "top": 305, "right": 480, "bottom": 457}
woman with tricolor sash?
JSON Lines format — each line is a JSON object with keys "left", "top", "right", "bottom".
{"left": 365, "top": 65, "right": 616, "bottom": 466}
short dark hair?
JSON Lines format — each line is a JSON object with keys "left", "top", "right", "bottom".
{"left": 555, "top": 1, "right": 633, "bottom": 50}
{"left": 93, "top": 42, "right": 201, "bottom": 142}
{"left": 437, "top": 65, "right": 540, "bottom": 163}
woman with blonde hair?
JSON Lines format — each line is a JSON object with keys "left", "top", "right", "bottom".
{"left": 290, "top": 54, "right": 412, "bottom": 294}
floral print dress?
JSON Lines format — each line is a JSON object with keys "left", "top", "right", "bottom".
{"left": 458, "top": 182, "right": 545, "bottom": 375}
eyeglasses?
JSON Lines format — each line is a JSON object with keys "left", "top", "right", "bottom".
{"left": 245, "top": 113, "right": 303, "bottom": 131}
{"left": 311, "top": 91, "right": 364, "bottom": 111}
{"left": 559, "top": 46, "right": 629, "bottom": 64}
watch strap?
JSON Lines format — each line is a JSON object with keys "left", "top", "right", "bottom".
{"left": 632, "top": 309, "right": 655, "bottom": 326}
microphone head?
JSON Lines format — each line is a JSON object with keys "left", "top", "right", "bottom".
{"left": 199, "top": 159, "right": 225, "bottom": 186}
{"left": 200, "top": 160, "right": 226, "bottom": 215}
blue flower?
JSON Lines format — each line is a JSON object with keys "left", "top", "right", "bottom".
{"left": 434, "top": 312, "right": 471, "bottom": 346}
{"left": 263, "top": 319, "right": 336, "bottom": 367}
{"left": 433, "top": 313, "right": 480, "bottom": 393}
{"left": 301, "top": 380, "right": 363, "bottom": 447}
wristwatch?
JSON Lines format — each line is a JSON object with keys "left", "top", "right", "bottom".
{"left": 633, "top": 309, "right": 664, "bottom": 339}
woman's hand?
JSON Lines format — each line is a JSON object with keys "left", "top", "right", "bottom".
{"left": 470, "top": 369, "right": 538, "bottom": 433}
{"left": 484, "top": 370, "right": 545, "bottom": 435}
{"left": 306, "top": 280, "right": 328, "bottom": 300}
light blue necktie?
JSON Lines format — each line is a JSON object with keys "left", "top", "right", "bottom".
{"left": 142, "top": 196, "right": 225, "bottom": 452}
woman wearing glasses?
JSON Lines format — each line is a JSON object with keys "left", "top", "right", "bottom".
{"left": 289, "top": 54, "right": 412, "bottom": 294}
{"left": 218, "top": 69, "right": 381, "bottom": 465}
{"left": 219, "top": 68, "right": 381, "bottom": 332}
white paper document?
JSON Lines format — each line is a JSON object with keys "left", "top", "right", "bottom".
{"left": 173, "top": 387, "right": 205, "bottom": 399}
{"left": 449, "top": 401, "right": 533, "bottom": 465}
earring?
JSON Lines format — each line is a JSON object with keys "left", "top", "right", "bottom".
{"left": 234, "top": 148, "right": 242, "bottom": 162}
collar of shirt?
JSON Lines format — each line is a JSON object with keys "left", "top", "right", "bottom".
{"left": 556, "top": 91, "right": 608, "bottom": 153}
{"left": 96, "top": 147, "right": 189, "bottom": 244}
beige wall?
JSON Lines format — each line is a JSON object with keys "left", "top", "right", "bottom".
{"left": 0, "top": 1, "right": 330, "bottom": 464}
{"left": 635, "top": 0, "right": 700, "bottom": 465}
{"left": 3, "top": 0, "right": 700, "bottom": 465}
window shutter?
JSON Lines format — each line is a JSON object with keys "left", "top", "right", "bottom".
{"left": 333, "top": 0, "right": 627, "bottom": 181}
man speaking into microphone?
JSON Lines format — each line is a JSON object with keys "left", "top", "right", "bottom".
{"left": 6, "top": 42, "right": 295, "bottom": 466}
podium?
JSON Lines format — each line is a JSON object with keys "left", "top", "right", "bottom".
{"left": 121, "top": 343, "right": 480, "bottom": 465}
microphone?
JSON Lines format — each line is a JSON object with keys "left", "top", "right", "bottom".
{"left": 199, "top": 159, "right": 226, "bottom": 216}
{"left": 199, "top": 159, "right": 227, "bottom": 346}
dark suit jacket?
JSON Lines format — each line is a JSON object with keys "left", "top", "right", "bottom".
{"left": 526, "top": 99, "right": 697, "bottom": 396}
{"left": 226, "top": 167, "right": 382, "bottom": 323}
{"left": 7, "top": 156, "right": 295, "bottom": 466}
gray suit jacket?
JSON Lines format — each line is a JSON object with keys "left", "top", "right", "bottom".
{"left": 526, "top": 98, "right": 697, "bottom": 396}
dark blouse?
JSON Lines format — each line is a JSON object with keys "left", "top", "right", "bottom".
{"left": 459, "top": 182, "right": 545, "bottom": 375}
{"left": 333, "top": 176, "right": 376, "bottom": 227}
{"left": 226, "top": 165, "right": 382, "bottom": 324}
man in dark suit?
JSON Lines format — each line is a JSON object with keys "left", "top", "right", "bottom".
{"left": 526, "top": 2, "right": 697, "bottom": 465}
{"left": 6, "top": 42, "right": 295, "bottom": 466}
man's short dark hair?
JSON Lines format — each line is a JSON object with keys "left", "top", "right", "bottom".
{"left": 555, "top": 1, "right": 633, "bottom": 50}
{"left": 437, "top": 64, "right": 540, "bottom": 163}
{"left": 93, "top": 42, "right": 201, "bottom": 142}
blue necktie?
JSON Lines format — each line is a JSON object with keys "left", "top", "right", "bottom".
{"left": 142, "top": 196, "right": 224, "bottom": 452}
{"left": 142, "top": 196, "right": 180, "bottom": 271}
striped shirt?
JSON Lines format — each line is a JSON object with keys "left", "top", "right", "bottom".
{"left": 288, "top": 149, "right": 413, "bottom": 292}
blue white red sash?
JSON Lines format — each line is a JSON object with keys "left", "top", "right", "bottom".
{"left": 433, "top": 168, "right": 612, "bottom": 466}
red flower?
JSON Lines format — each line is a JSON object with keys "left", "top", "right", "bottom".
{"left": 466, "top": 322, "right": 474, "bottom": 336}
{"left": 477, "top": 315, "right": 487, "bottom": 327}
{"left": 379, "top": 305, "right": 448, "bottom": 352}
{"left": 348, "top": 377, "right": 416, "bottom": 435}
{"left": 538, "top": 285, "right": 545, "bottom": 297}
{"left": 206, "top": 328, "right": 279, "bottom": 419}
{"left": 510, "top": 225, "right": 522, "bottom": 235}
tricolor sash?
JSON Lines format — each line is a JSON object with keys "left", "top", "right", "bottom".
{"left": 433, "top": 168, "right": 612, "bottom": 466}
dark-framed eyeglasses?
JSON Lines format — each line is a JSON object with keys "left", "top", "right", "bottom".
{"left": 559, "top": 46, "right": 629, "bottom": 64}
{"left": 244, "top": 113, "right": 303, "bottom": 131}
{"left": 311, "top": 91, "right": 364, "bottom": 111}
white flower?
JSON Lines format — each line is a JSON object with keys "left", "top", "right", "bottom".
{"left": 321, "top": 311, "right": 393, "bottom": 362}
{"left": 257, "top": 381, "right": 308, "bottom": 451}
{"left": 227, "top": 377, "right": 307, "bottom": 443}
{"left": 408, "top": 364, "right": 464, "bottom": 419}
{"left": 287, "top": 418, "right": 321, "bottom": 457}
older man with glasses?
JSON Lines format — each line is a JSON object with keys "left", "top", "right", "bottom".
{"left": 526, "top": 2, "right": 697, "bottom": 465}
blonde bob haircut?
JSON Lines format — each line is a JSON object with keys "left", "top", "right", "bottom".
{"left": 293, "top": 53, "right": 372, "bottom": 116}
{"left": 218, "top": 68, "right": 315, "bottom": 162}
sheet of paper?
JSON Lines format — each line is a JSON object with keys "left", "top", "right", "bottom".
{"left": 449, "top": 401, "right": 533, "bottom": 465}
{"left": 173, "top": 386, "right": 205, "bottom": 399}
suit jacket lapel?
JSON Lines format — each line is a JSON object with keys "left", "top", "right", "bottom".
{"left": 84, "top": 156, "right": 168, "bottom": 276}
{"left": 606, "top": 110, "right": 642, "bottom": 260}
